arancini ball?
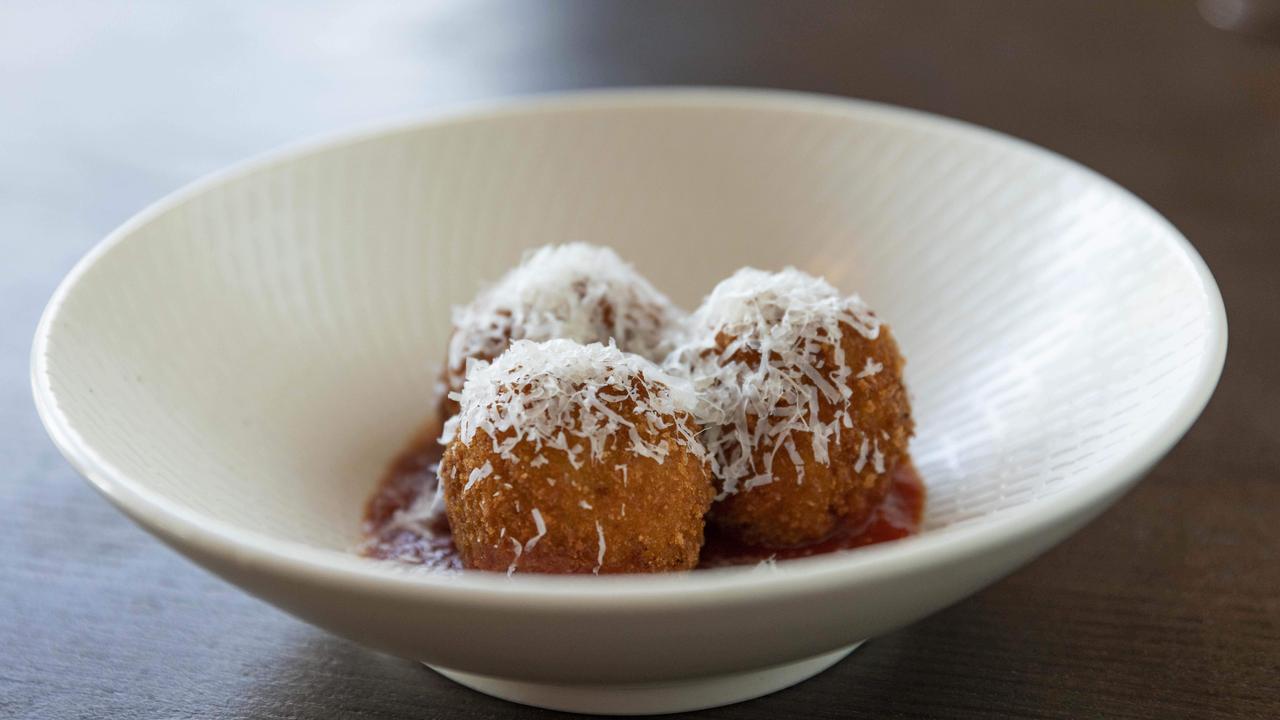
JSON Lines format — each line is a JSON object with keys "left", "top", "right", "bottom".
{"left": 439, "top": 339, "right": 713, "bottom": 574}
{"left": 668, "top": 268, "right": 913, "bottom": 548}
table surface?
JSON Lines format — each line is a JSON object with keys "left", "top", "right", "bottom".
{"left": 3, "top": 2, "right": 1278, "bottom": 718}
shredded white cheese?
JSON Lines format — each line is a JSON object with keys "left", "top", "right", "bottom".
{"left": 442, "top": 339, "right": 707, "bottom": 471}
{"left": 380, "top": 473, "right": 449, "bottom": 538}
{"left": 854, "top": 438, "right": 870, "bottom": 473}
{"left": 593, "top": 521, "right": 606, "bottom": 575}
{"left": 506, "top": 536, "right": 522, "bottom": 577}
{"left": 666, "top": 268, "right": 881, "bottom": 498}
{"left": 463, "top": 461, "right": 492, "bottom": 493}
{"left": 445, "top": 243, "right": 685, "bottom": 396}
{"left": 525, "top": 508, "right": 547, "bottom": 552}
{"left": 857, "top": 357, "right": 884, "bottom": 378}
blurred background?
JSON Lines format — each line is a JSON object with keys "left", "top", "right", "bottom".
{"left": 2, "top": 2, "right": 1277, "bottom": 718}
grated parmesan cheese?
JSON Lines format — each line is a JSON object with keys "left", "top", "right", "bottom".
{"left": 442, "top": 339, "right": 707, "bottom": 471}
{"left": 379, "top": 473, "right": 449, "bottom": 539}
{"left": 666, "top": 268, "right": 881, "bottom": 498}
{"left": 525, "top": 508, "right": 547, "bottom": 552}
{"left": 857, "top": 357, "right": 884, "bottom": 379}
{"left": 507, "top": 536, "right": 522, "bottom": 577}
{"left": 593, "top": 521, "right": 606, "bottom": 574}
{"left": 445, "top": 244, "right": 685, "bottom": 395}
{"left": 463, "top": 461, "right": 492, "bottom": 493}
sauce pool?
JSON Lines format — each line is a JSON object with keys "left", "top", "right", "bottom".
{"left": 697, "top": 460, "right": 925, "bottom": 567}
{"left": 361, "top": 424, "right": 926, "bottom": 571}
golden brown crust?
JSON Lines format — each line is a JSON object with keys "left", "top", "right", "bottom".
{"left": 440, "top": 397, "right": 714, "bottom": 574}
{"left": 709, "top": 324, "right": 914, "bottom": 547}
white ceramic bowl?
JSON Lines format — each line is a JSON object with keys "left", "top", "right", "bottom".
{"left": 32, "top": 89, "right": 1226, "bottom": 715}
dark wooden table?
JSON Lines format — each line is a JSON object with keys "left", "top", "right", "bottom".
{"left": 3, "top": 2, "right": 1277, "bottom": 718}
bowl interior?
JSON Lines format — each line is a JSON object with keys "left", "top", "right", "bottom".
{"left": 39, "top": 92, "right": 1220, "bottom": 559}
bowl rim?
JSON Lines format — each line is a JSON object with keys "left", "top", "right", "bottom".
{"left": 31, "top": 86, "right": 1228, "bottom": 610}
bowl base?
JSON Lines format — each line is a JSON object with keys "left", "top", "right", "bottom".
{"left": 425, "top": 642, "right": 860, "bottom": 715}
